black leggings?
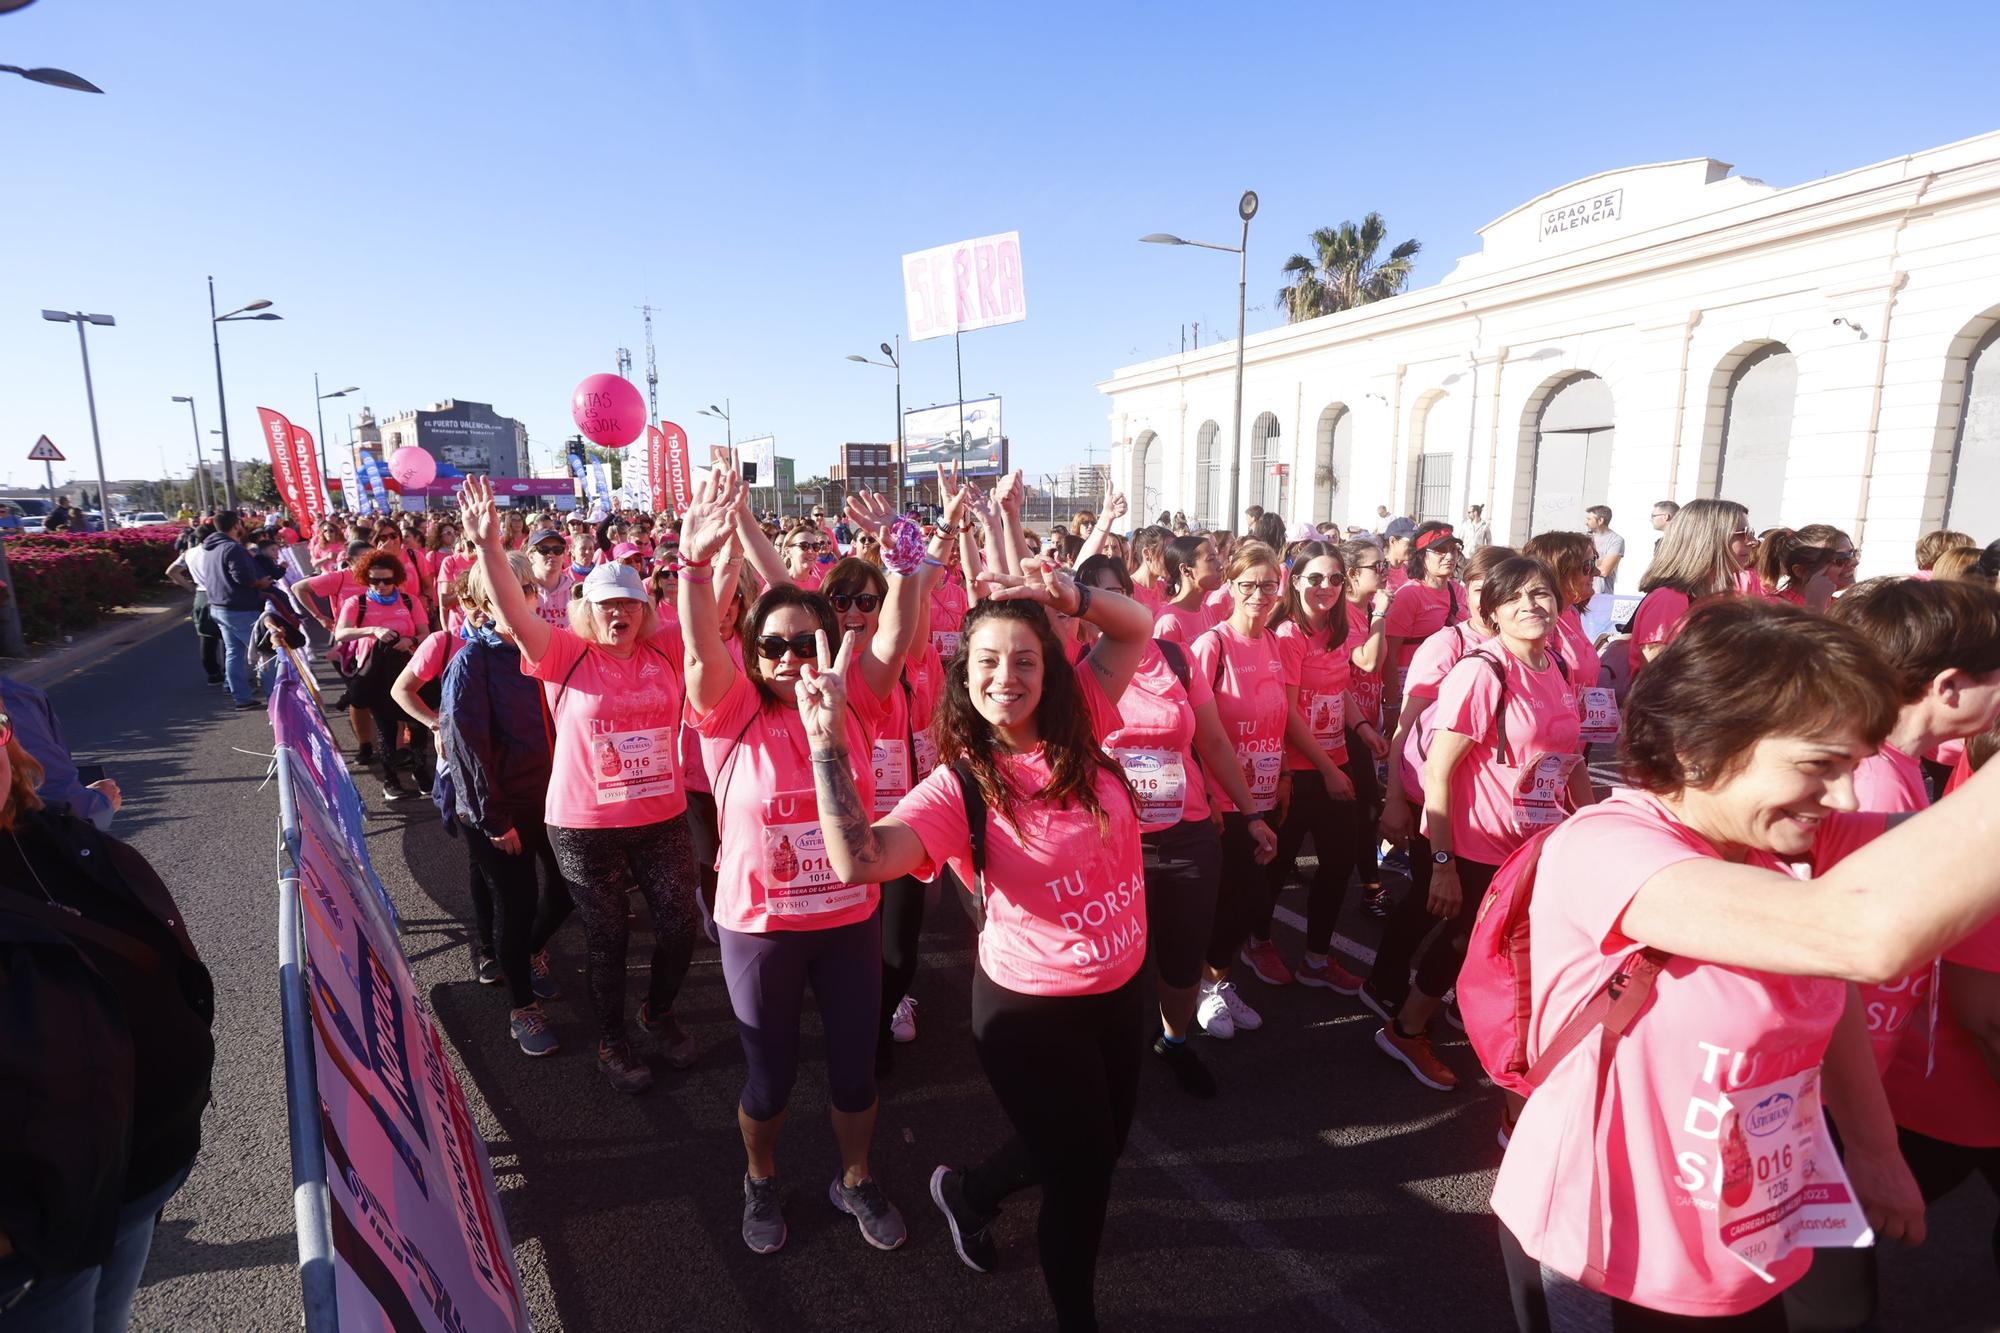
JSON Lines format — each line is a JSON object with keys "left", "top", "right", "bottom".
{"left": 686, "top": 788, "right": 720, "bottom": 917}
{"left": 463, "top": 816, "right": 574, "bottom": 1009}
{"left": 1900, "top": 1123, "right": 2000, "bottom": 1271}
{"left": 547, "top": 818, "right": 699, "bottom": 1042}
{"left": 1255, "top": 769, "right": 1365, "bottom": 953}
{"left": 1203, "top": 812, "right": 1266, "bottom": 973}
{"left": 963, "top": 965, "right": 1147, "bottom": 1333}
{"left": 1344, "top": 725, "right": 1382, "bottom": 885}
{"left": 878, "top": 874, "right": 928, "bottom": 1041}
{"left": 1369, "top": 809, "right": 1498, "bottom": 1006}
{"left": 1500, "top": 1221, "right": 1789, "bottom": 1330}
{"left": 1142, "top": 818, "right": 1221, "bottom": 990}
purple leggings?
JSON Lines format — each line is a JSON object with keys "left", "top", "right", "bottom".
{"left": 719, "top": 913, "right": 882, "bottom": 1121}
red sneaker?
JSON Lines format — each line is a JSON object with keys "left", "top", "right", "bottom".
{"left": 1239, "top": 938, "right": 1294, "bottom": 986}
{"left": 1294, "top": 955, "right": 1365, "bottom": 995}
{"left": 1374, "top": 1024, "right": 1459, "bottom": 1090}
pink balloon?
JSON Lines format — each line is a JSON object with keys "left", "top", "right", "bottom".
{"left": 388, "top": 446, "right": 437, "bottom": 489}
{"left": 571, "top": 373, "right": 646, "bottom": 448}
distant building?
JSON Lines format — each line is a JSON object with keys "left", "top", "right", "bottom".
{"left": 830, "top": 441, "right": 899, "bottom": 496}
{"left": 374, "top": 400, "right": 528, "bottom": 478}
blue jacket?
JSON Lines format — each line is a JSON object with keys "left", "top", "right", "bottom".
{"left": 437, "top": 637, "right": 552, "bottom": 838}
{"left": 0, "top": 676, "right": 114, "bottom": 831}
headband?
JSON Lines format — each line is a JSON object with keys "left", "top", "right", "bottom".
{"left": 1414, "top": 525, "right": 1457, "bottom": 552}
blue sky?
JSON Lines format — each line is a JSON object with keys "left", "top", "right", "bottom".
{"left": 5, "top": 0, "right": 1998, "bottom": 501}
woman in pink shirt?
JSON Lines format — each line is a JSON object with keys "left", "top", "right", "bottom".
{"left": 1628, "top": 498, "right": 1754, "bottom": 678}
{"left": 680, "top": 466, "right": 934, "bottom": 1257}
{"left": 1126, "top": 524, "right": 1172, "bottom": 615}
{"left": 1339, "top": 540, "right": 1396, "bottom": 914}
{"left": 1373, "top": 556, "right": 1589, "bottom": 1093}
{"left": 1152, "top": 533, "right": 1223, "bottom": 645}
{"left": 1489, "top": 598, "right": 2000, "bottom": 1329}
{"left": 460, "top": 477, "right": 701, "bottom": 1098}
{"left": 1382, "top": 521, "right": 1467, "bottom": 707}
{"left": 1522, "top": 531, "right": 1604, "bottom": 688}
{"left": 801, "top": 565, "right": 1154, "bottom": 1332}
{"left": 333, "top": 550, "right": 431, "bottom": 802}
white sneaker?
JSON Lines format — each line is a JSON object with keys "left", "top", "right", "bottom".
{"left": 1195, "top": 982, "right": 1236, "bottom": 1039}
{"left": 890, "top": 995, "right": 919, "bottom": 1044}
{"left": 1217, "top": 979, "right": 1263, "bottom": 1031}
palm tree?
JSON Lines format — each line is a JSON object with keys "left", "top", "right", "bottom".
{"left": 1278, "top": 213, "right": 1421, "bottom": 322}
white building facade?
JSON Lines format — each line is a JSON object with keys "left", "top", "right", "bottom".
{"left": 1100, "top": 132, "right": 2000, "bottom": 576}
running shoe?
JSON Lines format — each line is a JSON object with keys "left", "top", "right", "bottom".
{"left": 1216, "top": 979, "right": 1263, "bottom": 1031}
{"left": 829, "top": 1175, "right": 908, "bottom": 1251}
{"left": 742, "top": 1174, "right": 787, "bottom": 1254}
{"left": 1357, "top": 979, "right": 1400, "bottom": 1024}
{"left": 1294, "top": 955, "right": 1365, "bottom": 995}
{"left": 1194, "top": 981, "right": 1236, "bottom": 1039}
{"left": 596, "top": 1038, "right": 655, "bottom": 1094}
{"left": 381, "top": 783, "right": 417, "bottom": 803}
{"left": 889, "top": 994, "right": 919, "bottom": 1043}
{"left": 1374, "top": 1024, "right": 1458, "bottom": 1090}
{"left": 530, "top": 949, "right": 560, "bottom": 1001}
{"left": 636, "top": 1002, "right": 700, "bottom": 1069}
{"left": 1152, "top": 1034, "right": 1218, "bottom": 1098}
{"left": 475, "top": 950, "right": 502, "bottom": 986}
{"left": 509, "top": 1005, "right": 559, "bottom": 1057}
{"left": 1362, "top": 883, "right": 1392, "bottom": 918}
{"left": 1239, "top": 938, "right": 1293, "bottom": 987}
{"left": 1381, "top": 846, "right": 1411, "bottom": 876}
{"left": 929, "top": 1166, "right": 997, "bottom": 1274}
{"left": 1444, "top": 995, "right": 1464, "bottom": 1032}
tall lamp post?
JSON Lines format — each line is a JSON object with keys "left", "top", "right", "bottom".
{"left": 315, "top": 377, "right": 360, "bottom": 510}
{"left": 209, "top": 278, "right": 282, "bottom": 509}
{"left": 170, "top": 395, "right": 212, "bottom": 513}
{"left": 845, "top": 338, "right": 903, "bottom": 510}
{"left": 699, "top": 399, "right": 736, "bottom": 505}
{"left": 1142, "top": 188, "right": 1259, "bottom": 530}
{"left": 40, "top": 309, "right": 116, "bottom": 529}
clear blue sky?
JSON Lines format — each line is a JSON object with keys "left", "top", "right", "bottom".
{"left": 5, "top": 0, "right": 1998, "bottom": 500}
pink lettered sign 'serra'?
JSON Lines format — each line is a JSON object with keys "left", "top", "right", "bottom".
{"left": 901, "top": 231, "right": 1027, "bottom": 342}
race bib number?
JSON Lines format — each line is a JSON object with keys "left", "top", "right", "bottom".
{"left": 1512, "top": 752, "right": 1581, "bottom": 834}
{"left": 931, "top": 629, "right": 963, "bottom": 660}
{"left": 913, "top": 727, "right": 938, "bottom": 776}
{"left": 1580, "top": 686, "right": 1622, "bottom": 745}
{"left": 1240, "top": 747, "right": 1283, "bottom": 812}
{"left": 1717, "top": 1065, "right": 1872, "bottom": 1280}
{"left": 761, "top": 790, "right": 867, "bottom": 917}
{"left": 1115, "top": 746, "right": 1188, "bottom": 825}
{"left": 1304, "top": 691, "right": 1348, "bottom": 761}
{"left": 871, "top": 738, "right": 911, "bottom": 815}
{"left": 590, "top": 723, "right": 677, "bottom": 806}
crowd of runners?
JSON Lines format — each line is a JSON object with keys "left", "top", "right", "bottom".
{"left": 24, "top": 471, "right": 1999, "bottom": 1332}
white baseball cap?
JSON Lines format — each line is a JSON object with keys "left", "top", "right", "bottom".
{"left": 581, "top": 563, "right": 647, "bottom": 603}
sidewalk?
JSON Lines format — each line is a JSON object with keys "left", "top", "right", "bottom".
{"left": 3, "top": 588, "right": 194, "bottom": 690}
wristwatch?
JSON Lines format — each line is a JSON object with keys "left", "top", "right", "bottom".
{"left": 1432, "top": 849, "right": 1454, "bottom": 866}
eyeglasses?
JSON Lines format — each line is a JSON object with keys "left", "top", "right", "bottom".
{"left": 367, "top": 576, "right": 398, "bottom": 587}
{"left": 790, "top": 539, "right": 829, "bottom": 552}
{"left": 1348, "top": 560, "right": 1386, "bottom": 574}
{"left": 1234, "top": 579, "right": 1281, "bottom": 597}
{"left": 857, "top": 533, "right": 878, "bottom": 545}
{"left": 1296, "top": 572, "right": 1341, "bottom": 588}
{"left": 829, "top": 592, "right": 881, "bottom": 613}
{"left": 1829, "top": 549, "right": 1861, "bottom": 564}
{"left": 533, "top": 543, "right": 566, "bottom": 557}
{"left": 1729, "top": 529, "right": 1756, "bottom": 540}
{"left": 755, "top": 633, "right": 819, "bottom": 661}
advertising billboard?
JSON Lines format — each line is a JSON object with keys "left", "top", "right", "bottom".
{"left": 413, "top": 402, "right": 522, "bottom": 477}
{"left": 904, "top": 397, "right": 1003, "bottom": 481}
{"left": 902, "top": 232, "right": 1027, "bottom": 342}
{"left": 737, "top": 435, "right": 777, "bottom": 487}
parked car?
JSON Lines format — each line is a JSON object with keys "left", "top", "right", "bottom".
{"left": 0, "top": 497, "right": 53, "bottom": 534}
{"left": 128, "top": 511, "right": 170, "bottom": 525}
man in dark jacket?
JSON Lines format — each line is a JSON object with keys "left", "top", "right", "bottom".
{"left": 183, "top": 509, "right": 272, "bottom": 709}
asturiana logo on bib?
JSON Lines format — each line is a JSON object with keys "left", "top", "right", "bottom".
{"left": 1745, "top": 1091, "right": 1795, "bottom": 1137}
{"left": 617, "top": 735, "right": 653, "bottom": 755}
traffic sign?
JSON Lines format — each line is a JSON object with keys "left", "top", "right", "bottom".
{"left": 27, "top": 435, "right": 64, "bottom": 462}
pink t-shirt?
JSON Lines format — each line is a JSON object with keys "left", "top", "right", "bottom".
{"left": 1344, "top": 601, "right": 1386, "bottom": 727}
{"left": 1551, "top": 607, "right": 1603, "bottom": 687}
{"left": 691, "top": 670, "right": 885, "bottom": 933}
{"left": 1153, "top": 601, "right": 1219, "bottom": 646}
{"left": 869, "top": 645, "right": 944, "bottom": 816}
{"left": 1426, "top": 646, "right": 1582, "bottom": 866}
{"left": 889, "top": 666, "right": 1145, "bottom": 996}
{"left": 523, "top": 625, "right": 689, "bottom": 830}
{"left": 1628, "top": 587, "right": 1694, "bottom": 677}
{"left": 1850, "top": 743, "right": 1935, "bottom": 1073}
{"left": 1274, "top": 619, "right": 1350, "bottom": 771}
{"left": 532, "top": 571, "right": 577, "bottom": 629}
{"left": 929, "top": 575, "right": 969, "bottom": 661}
{"left": 406, "top": 628, "right": 459, "bottom": 685}
{"left": 1203, "top": 585, "right": 1232, "bottom": 619}
{"left": 679, "top": 633, "right": 744, "bottom": 795}
{"left": 1491, "top": 792, "right": 1886, "bottom": 1317}
{"left": 1128, "top": 578, "right": 1167, "bottom": 618}
{"left": 1397, "top": 622, "right": 1491, "bottom": 798}
{"left": 336, "top": 591, "right": 427, "bottom": 673}
{"left": 1101, "top": 640, "right": 1213, "bottom": 833}
{"left": 1384, "top": 581, "right": 1468, "bottom": 677}
{"left": 1885, "top": 908, "right": 2000, "bottom": 1148}
{"left": 1385, "top": 566, "right": 1411, "bottom": 592}
{"left": 1188, "top": 622, "right": 1289, "bottom": 814}
{"left": 298, "top": 567, "right": 360, "bottom": 614}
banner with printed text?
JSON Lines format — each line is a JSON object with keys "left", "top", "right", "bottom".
{"left": 902, "top": 231, "right": 1027, "bottom": 342}
{"left": 258, "top": 408, "right": 316, "bottom": 536}
{"left": 289, "top": 424, "right": 328, "bottom": 536}
{"left": 658, "top": 421, "right": 692, "bottom": 511}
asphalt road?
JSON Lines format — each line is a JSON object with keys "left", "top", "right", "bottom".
{"left": 36, "top": 625, "right": 2000, "bottom": 1332}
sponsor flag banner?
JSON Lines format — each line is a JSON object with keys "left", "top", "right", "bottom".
{"left": 258, "top": 408, "right": 313, "bottom": 532}
{"left": 589, "top": 460, "right": 611, "bottom": 511}
{"left": 658, "top": 421, "right": 692, "bottom": 512}
{"left": 902, "top": 231, "right": 1027, "bottom": 342}
{"left": 289, "top": 425, "right": 327, "bottom": 537}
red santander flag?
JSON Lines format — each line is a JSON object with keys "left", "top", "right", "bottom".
{"left": 289, "top": 424, "right": 327, "bottom": 538}
{"left": 659, "top": 420, "right": 693, "bottom": 511}
{"left": 256, "top": 407, "right": 316, "bottom": 538}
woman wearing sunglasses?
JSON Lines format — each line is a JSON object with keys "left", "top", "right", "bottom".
{"left": 333, "top": 550, "right": 431, "bottom": 803}
{"left": 460, "top": 476, "right": 704, "bottom": 1098}
{"left": 1759, "top": 523, "right": 1859, "bottom": 610}
{"left": 679, "top": 465, "right": 940, "bottom": 1256}
{"left": 1629, "top": 498, "right": 1757, "bottom": 679}
{"left": 1382, "top": 522, "right": 1468, "bottom": 715}
{"left": 1339, "top": 540, "right": 1396, "bottom": 914}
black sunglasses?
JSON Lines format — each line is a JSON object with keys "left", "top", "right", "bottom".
{"left": 367, "top": 576, "right": 398, "bottom": 586}
{"left": 755, "top": 633, "right": 818, "bottom": 661}
{"left": 533, "top": 543, "right": 566, "bottom": 556}
{"left": 828, "top": 592, "right": 881, "bottom": 613}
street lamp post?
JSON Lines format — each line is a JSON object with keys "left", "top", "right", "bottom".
{"left": 208, "top": 278, "right": 283, "bottom": 510}
{"left": 0, "top": 62, "right": 103, "bottom": 94}
{"left": 1141, "top": 189, "right": 1259, "bottom": 530}
{"left": 699, "top": 399, "right": 737, "bottom": 504}
{"left": 845, "top": 337, "right": 903, "bottom": 511}
{"left": 40, "top": 309, "right": 116, "bottom": 529}
{"left": 315, "top": 377, "right": 360, "bottom": 511}
{"left": 171, "top": 395, "right": 211, "bottom": 513}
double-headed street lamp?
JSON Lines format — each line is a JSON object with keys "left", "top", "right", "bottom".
{"left": 845, "top": 338, "right": 903, "bottom": 510}
{"left": 40, "top": 309, "right": 115, "bottom": 528}
{"left": 698, "top": 400, "right": 733, "bottom": 449}
{"left": 1142, "top": 189, "right": 1259, "bottom": 529}
{"left": 209, "top": 278, "right": 282, "bottom": 509}
{"left": 316, "top": 377, "right": 360, "bottom": 509}
{"left": 170, "top": 395, "right": 212, "bottom": 513}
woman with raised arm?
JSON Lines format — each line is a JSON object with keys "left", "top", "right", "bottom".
{"left": 802, "top": 555, "right": 1151, "bottom": 1333}
{"left": 459, "top": 475, "right": 701, "bottom": 1097}
{"left": 678, "top": 463, "right": 931, "bottom": 1258}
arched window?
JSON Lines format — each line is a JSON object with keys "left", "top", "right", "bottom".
{"left": 1249, "top": 412, "right": 1283, "bottom": 518}
{"left": 1714, "top": 343, "right": 1796, "bottom": 528}
{"left": 1528, "top": 373, "right": 1615, "bottom": 536}
{"left": 1948, "top": 324, "right": 2000, "bottom": 540}
{"left": 1314, "top": 405, "right": 1352, "bottom": 526}
{"left": 1194, "top": 420, "right": 1219, "bottom": 526}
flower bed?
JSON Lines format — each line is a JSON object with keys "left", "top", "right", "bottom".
{"left": 6, "top": 524, "right": 183, "bottom": 644}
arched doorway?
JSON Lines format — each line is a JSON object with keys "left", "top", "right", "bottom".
{"left": 1194, "top": 420, "right": 1219, "bottom": 526}
{"left": 1130, "top": 430, "right": 1163, "bottom": 519}
{"left": 1948, "top": 323, "right": 2000, "bottom": 540}
{"left": 1407, "top": 390, "right": 1454, "bottom": 522}
{"left": 1313, "top": 404, "right": 1353, "bottom": 527}
{"left": 1712, "top": 342, "right": 1796, "bottom": 528}
{"left": 1249, "top": 412, "right": 1283, "bottom": 519}
{"left": 1527, "top": 373, "right": 1615, "bottom": 536}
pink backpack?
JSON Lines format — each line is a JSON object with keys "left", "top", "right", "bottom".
{"left": 1459, "top": 824, "right": 1670, "bottom": 1098}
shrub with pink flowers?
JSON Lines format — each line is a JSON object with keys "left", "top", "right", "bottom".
{"left": 6, "top": 524, "right": 183, "bottom": 643}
